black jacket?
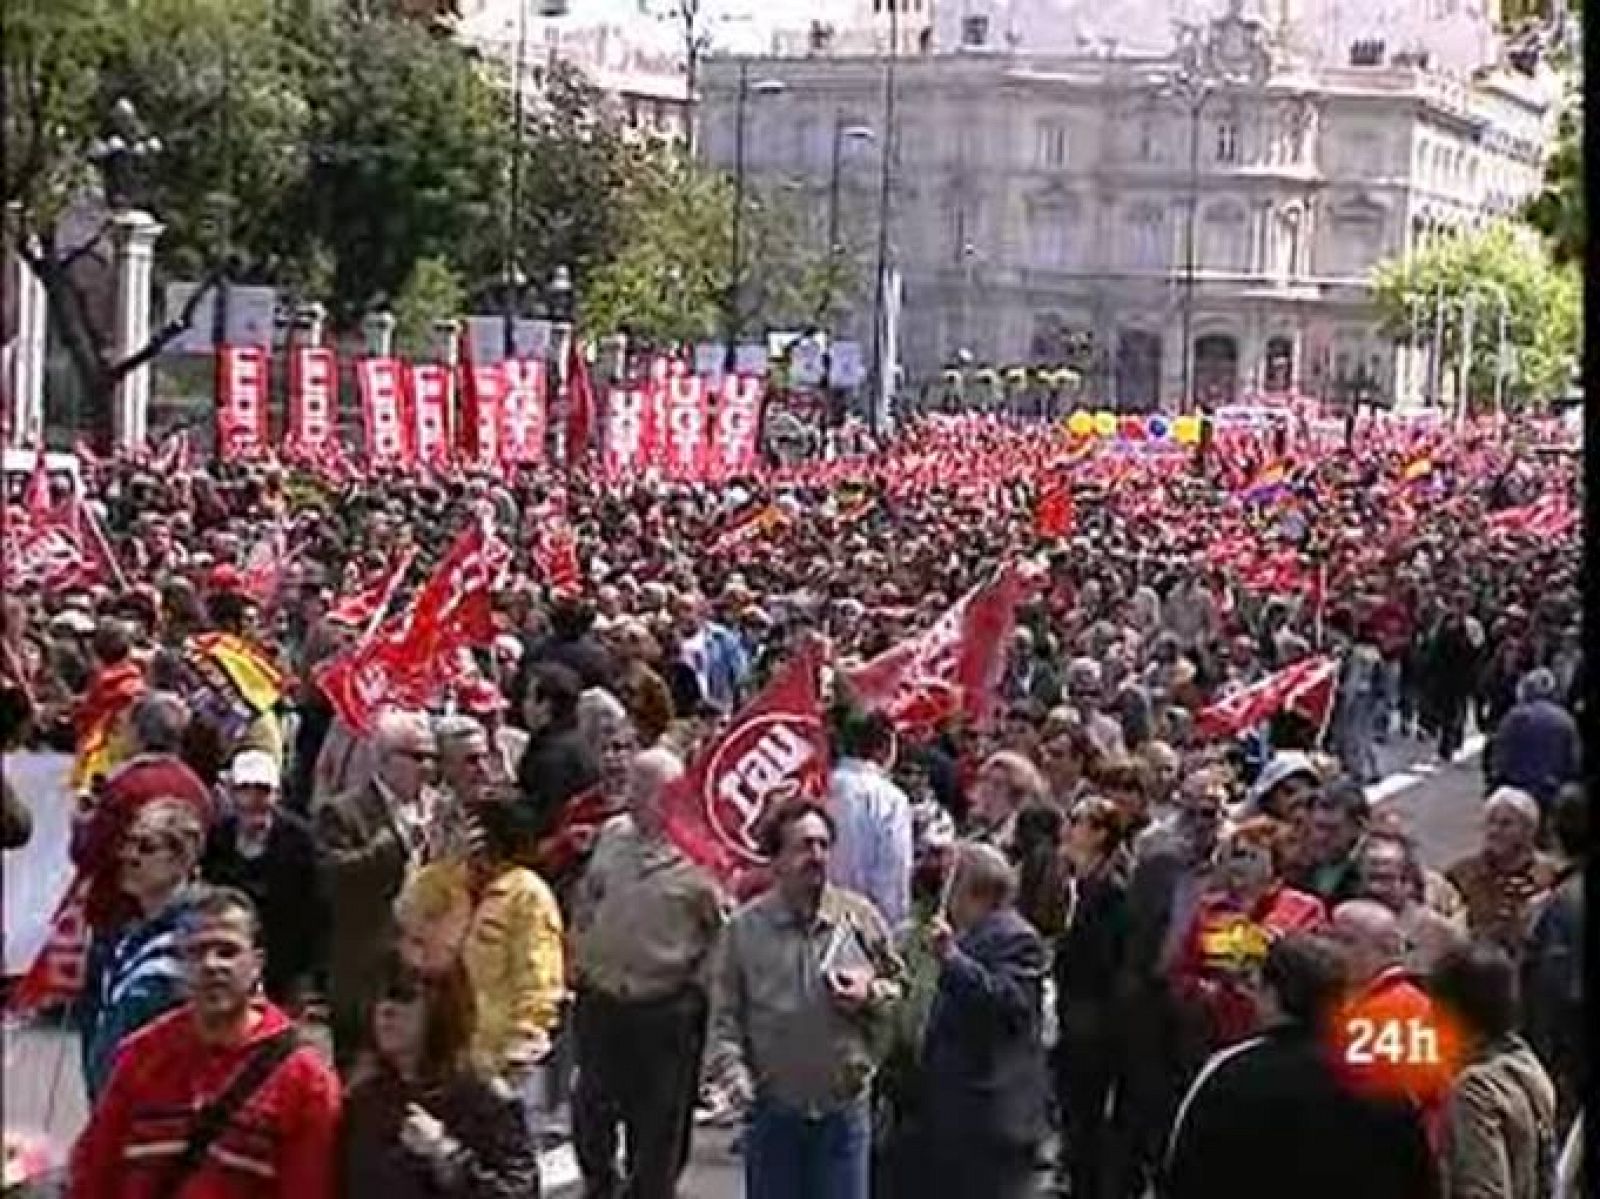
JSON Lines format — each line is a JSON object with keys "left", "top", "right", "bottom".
{"left": 1162, "top": 1024, "right": 1439, "bottom": 1199}
{"left": 338, "top": 1066, "right": 541, "bottom": 1199}
{"left": 920, "top": 907, "right": 1049, "bottom": 1151}
{"left": 513, "top": 720, "right": 601, "bottom": 843}
{"left": 1054, "top": 857, "right": 1129, "bottom": 1039}
{"left": 202, "top": 810, "right": 325, "bottom": 1004}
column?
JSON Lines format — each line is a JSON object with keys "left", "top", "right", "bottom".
{"left": 6, "top": 245, "right": 48, "bottom": 447}
{"left": 109, "top": 210, "right": 164, "bottom": 452}
{"left": 294, "top": 301, "right": 328, "bottom": 349}
{"left": 362, "top": 312, "right": 397, "bottom": 358}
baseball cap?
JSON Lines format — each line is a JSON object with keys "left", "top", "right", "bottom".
{"left": 230, "top": 750, "right": 281, "bottom": 790}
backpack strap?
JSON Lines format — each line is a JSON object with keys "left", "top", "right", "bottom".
{"left": 153, "top": 1027, "right": 302, "bottom": 1199}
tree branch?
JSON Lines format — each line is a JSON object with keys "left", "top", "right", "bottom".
{"left": 57, "top": 218, "right": 114, "bottom": 271}
{"left": 107, "top": 267, "right": 223, "bottom": 381}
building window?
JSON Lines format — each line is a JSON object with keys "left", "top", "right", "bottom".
{"left": 1137, "top": 119, "right": 1158, "bottom": 162}
{"left": 1037, "top": 122, "right": 1067, "bottom": 168}
{"left": 1216, "top": 121, "right": 1240, "bottom": 163}
{"left": 962, "top": 14, "right": 988, "bottom": 46}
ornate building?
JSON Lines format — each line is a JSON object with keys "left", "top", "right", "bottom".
{"left": 703, "top": 0, "right": 1559, "bottom": 409}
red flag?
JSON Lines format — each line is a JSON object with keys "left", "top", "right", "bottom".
{"left": 7, "top": 876, "right": 91, "bottom": 1013}
{"left": 238, "top": 525, "right": 291, "bottom": 606}
{"left": 356, "top": 357, "right": 410, "bottom": 465}
{"left": 659, "top": 641, "right": 829, "bottom": 883}
{"left": 1284, "top": 656, "right": 1339, "bottom": 740}
{"left": 845, "top": 565, "right": 1023, "bottom": 734}
{"left": 565, "top": 337, "right": 595, "bottom": 465}
{"left": 288, "top": 346, "right": 338, "bottom": 456}
{"left": 659, "top": 368, "right": 711, "bottom": 481}
{"left": 216, "top": 346, "right": 270, "bottom": 459}
{"left": 1034, "top": 478, "right": 1074, "bottom": 539}
{"left": 408, "top": 362, "right": 455, "bottom": 466}
{"left": 532, "top": 521, "right": 582, "bottom": 594}
{"left": 708, "top": 373, "right": 763, "bottom": 480}
{"left": 500, "top": 359, "right": 547, "bottom": 465}
{"left": 314, "top": 521, "right": 509, "bottom": 733}
{"left": 1194, "top": 656, "right": 1338, "bottom": 740}
{"left": 328, "top": 549, "right": 415, "bottom": 633}
{"left": 460, "top": 359, "right": 505, "bottom": 468}
{"left": 601, "top": 378, "right": 659, "bottom": 480}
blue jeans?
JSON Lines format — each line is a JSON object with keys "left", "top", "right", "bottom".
{"left": 745, "top": 1095, "right": 871, "bottom": 1199}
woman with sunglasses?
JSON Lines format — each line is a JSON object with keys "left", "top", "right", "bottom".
{"left": 1053, "top": 795, "right": 1132, "bottom": 1199}
{"left": 78, "top": 797, "right": 204, "bottom": 1101}
{"left": 339, "top": 953, "right": 541, "bottom": 1199}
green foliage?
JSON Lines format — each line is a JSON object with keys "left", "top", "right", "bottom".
{"left": 393, "top": 256, "right": 467, "bottom": 358}
{"left": 580, "top": 153, "right": 855, "bottom": 347}
{"left": 1371, "top": 221, "right": 1581, "bottom": 412}
{"left": 1523, "top": 94, "right": 1583, "bottom": 265}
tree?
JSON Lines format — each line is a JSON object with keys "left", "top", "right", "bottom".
{"left": 1370, "top": 221, "right": 1580, "bottom": 411}
{"left": 4, "top": 0, "right": 307, "bottom": 425}
{"left": 287, "top": 10, "right": 510, "bottom": 323}
{"left": 579, "top": 152, "right": 853, "bottom": 348}
{"left": 1524, "top": 91, "right": 1583, "bottom": 265}
{"left": 393, "top": 255, "right": 466, "bottom": 357}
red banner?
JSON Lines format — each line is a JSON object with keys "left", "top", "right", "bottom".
{"left": 845, "top": 565, "right": 1023, "bottom": 734}
{"left": 659, "top": 369, "right": 710, "bottom": 480}
{"left": 287, "top": 346, "right": 337, "bottom": 454}
{"left": 216, "top": 345, "right": 269, "bottom": 459}
{"left": 602, "top": 382, "right": 659, "bottom": 479}
{"left": 708, "top": 373, "right": 763, "bottom": 480}
{"left": 357, "top": 357, "right": 409, "bottom": 465}
{"left": 500, "top": 359, "right": 547, "bottom": 464}
{"left": 660, "top": 641, "right": 828, "bottom": 882}
{"left": 8, "top": 876, "right": 90, "bottom": 1013}
{"left": 408, "top": 362, "right": 455, "bottom": 466}
{"left": 461, "top": 363, "right": 505, "bottom": 469}
{"left": 1194, "top": 656, "right": 1339, "bottom": 740}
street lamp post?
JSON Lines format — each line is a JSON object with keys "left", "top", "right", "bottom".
{"left": 821, "top": 115, "right": 874, "bottom": 425}
{"left": 866, "top": 0, "right": 900, "bottom": 437}
{"left": 503, "top": 0, "right": 530, "bottom": 358}
{"left": 1178, "top": 91, "right": 1209, "bottom": 414}
{"left": 1456, "top": 292, "right": 1477, "bottom": 430}
{"left": 724, "top": 65, "right": 786, "bottom": 372}
{"left": 1489, "top": 285, "right": 1510, "bottom": 417}
{"left": 546, "top": 264, "right": 574, "bottom": 457}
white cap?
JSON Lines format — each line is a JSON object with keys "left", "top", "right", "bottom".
{"left": 230, "top": 750, "right": 281, "bottom": 790}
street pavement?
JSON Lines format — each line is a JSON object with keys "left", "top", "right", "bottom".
{"left": 1, "top": 727, "right": 1493, "bottom": 1196}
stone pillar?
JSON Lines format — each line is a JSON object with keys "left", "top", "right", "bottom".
{"left": 294, "top": 301, "right": 328, "bottom": 348}
{"left": 362, "top": 312, "right": 397, "bottom": 358}
{"left": 431, "top": 318, "right": 462, "bottom": 367}
{"left": 6, "top": 245, "right": 48, "bottom": 447}
{"left": 109, "top": 210, "right": 164, "bottom": 452}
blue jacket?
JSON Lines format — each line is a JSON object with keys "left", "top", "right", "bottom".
{"left": 78, "top": 901, "right": 189, "bottom": 1101}
{"left": 920, "top": 907, "right": 1049, "bottom": 1150}
{"left": 1490, "top": 698, "right": 1580, "bottom": 808}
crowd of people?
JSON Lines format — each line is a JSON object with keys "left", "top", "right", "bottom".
{"left": 0, "top": 408, "right": 1586, "bottom": 1199}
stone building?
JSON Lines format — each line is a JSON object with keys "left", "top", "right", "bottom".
{"left": 700, "top": 0, "right": 1560, "bottom": 409}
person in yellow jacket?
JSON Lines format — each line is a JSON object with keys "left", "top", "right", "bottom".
{"left": 395, "top": 798, "right": 566, "bottom": 1078}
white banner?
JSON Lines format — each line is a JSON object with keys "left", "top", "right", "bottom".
{"left": 2, "top": 752, "right": 74, "bottom": 976}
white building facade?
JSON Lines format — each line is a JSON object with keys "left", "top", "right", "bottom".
{"left": 702, "top": 0, "right": 1559, "bottom": 409}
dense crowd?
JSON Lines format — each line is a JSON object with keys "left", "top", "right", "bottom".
{"left": 0, "top": 410, "right": 1585, "bottom": 1199}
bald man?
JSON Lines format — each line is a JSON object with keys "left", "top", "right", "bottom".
{"left": 1330, "top": 900, "right": 1449, "bottom": 1111}
{"left": 571, "top": 749, "right": 725, "bottom": 1199}
{"left": 314, "top": 709, "right": 439, "bottom": 1066}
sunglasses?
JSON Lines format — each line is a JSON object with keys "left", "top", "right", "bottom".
{"left": 395, "top": 748, "right": 439, "bottom": 763}
{"left": 124, "top": 834, "right": 173, "bottom": 858}
{"left": 381, "top": 980, "right": 423, "bottom": 1004}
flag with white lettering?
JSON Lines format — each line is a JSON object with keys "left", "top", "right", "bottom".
{"left": 357, "top": 357, "right": 409, "bottom": 465}
{"left": 288, "top": 346, "right": 337, "bottom": 455}
{"left": 216, "top": 345, "right": 269, "bottom": 459}
{"left": 461, "top": 362, "right": 505, "bottom": 469}
{"left": 500, "top": 359, "right": 547, "bottom": 464}
{"left": 708, "top": 372, "right": 763, "bottom": 480}
{"left": 659, "top": 640, "right": 828, "bottom": 882}
{"left": 408, "top": 362, "right": 455, "bottom": 466}
{"left": 658, "top": 368, "right": 710, "bottom": 480}
{"left": 602, "top": 381, "right": 659, "bottom": 480}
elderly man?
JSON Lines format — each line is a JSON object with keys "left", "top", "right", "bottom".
{"left": 571, "top": 748, "right": 725, "bottom": 1199}
{"left": 313, "top": 709, "right": 439, "bottom": 1067}
{"left": 1445, "top": 788, "right": 1561, "bottom": 955}
{"left": 1488, "top": 668, "right": 1580, "bottom": 816}
{"left": 917, "top": 843, "right": 1049, "bottom": 1199}
{"left": 707, "top": 800, "right": 902, "bottom": 1199}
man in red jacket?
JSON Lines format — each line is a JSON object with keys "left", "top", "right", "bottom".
{"left": 68, "top": 885, "right": 341, "bottom": 1199}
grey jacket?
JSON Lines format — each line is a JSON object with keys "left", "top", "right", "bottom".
{"left": 1442, "top": 1036, "right": 1557, "bottom": 1199}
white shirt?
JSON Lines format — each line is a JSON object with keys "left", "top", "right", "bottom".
{"left": 826, "top": 758, "right": 913, "bottom": 928}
